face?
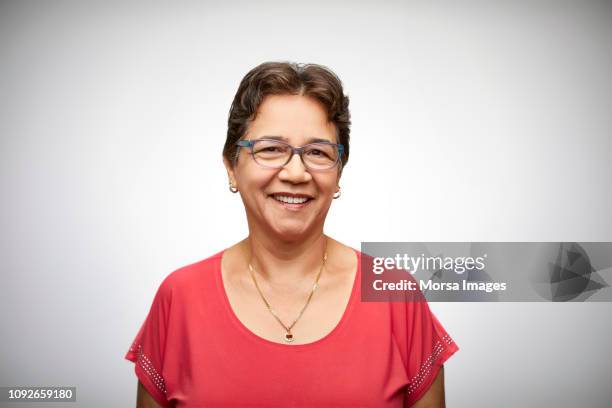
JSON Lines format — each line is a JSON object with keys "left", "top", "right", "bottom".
{"left": 223, "top": 94, "right": 341, "bottom": 242}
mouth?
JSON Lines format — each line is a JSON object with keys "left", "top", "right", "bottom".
{"left": 269, "top": 193, "right": 313, "bottom": 209}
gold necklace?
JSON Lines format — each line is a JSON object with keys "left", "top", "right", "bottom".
{"left": 247, "top": 239, "right": 328, "bottom": 343}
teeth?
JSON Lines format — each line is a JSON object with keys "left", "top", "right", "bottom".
{"left": 273, "top": 195, "right": 309, "bottom": 204}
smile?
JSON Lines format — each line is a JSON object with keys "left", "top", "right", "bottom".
{"left": 269, "top": 194, "right": 313, "bottom": 210}
{"left": 272, "top": 195, "right": 310, "bottom": 204}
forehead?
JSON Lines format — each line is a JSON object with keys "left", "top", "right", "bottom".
{"left": 246, "top": 94, "right": 337, "bottom": 143}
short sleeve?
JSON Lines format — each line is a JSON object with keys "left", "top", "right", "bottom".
{"left": 125, "top": 278, "right": 173, "bottom": 408}
{"left": 402, "top": 298, "right": 459, "bottom": 407}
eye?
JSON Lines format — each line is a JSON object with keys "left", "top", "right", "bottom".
{"left": 262, "top": 146, "right": 282, "bottom": 152}
{"left": 307, "top": 149, "right": 331, "bottom": 158}
{"left": 254, "top": 142, "right": 288, "bottom": 155}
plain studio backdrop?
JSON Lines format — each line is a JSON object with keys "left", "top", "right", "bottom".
{"left": 1, "top": 0, "right": 611, "bottom": 407}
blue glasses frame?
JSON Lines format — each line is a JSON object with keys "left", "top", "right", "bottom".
{"left": 234, "top": 138, "right": 344, "bottom": 171}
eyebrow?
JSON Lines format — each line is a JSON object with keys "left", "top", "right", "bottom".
{"left": 251, "top": 135, "right": 335, "bottom": 144}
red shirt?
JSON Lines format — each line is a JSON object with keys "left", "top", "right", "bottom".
{"left": 125, "top": 248, "right": 459, "bottom": 407}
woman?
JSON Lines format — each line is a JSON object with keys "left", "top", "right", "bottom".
{"left": 125, "top": 61, "right": 459, "bottom": 407}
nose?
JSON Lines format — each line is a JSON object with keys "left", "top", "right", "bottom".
{"left": 278, "top": 152, "right": 312, "bottom": 183}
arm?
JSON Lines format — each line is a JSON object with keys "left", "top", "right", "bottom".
{"left": 409, "top": 366, "right": 445, "bottom": 408}
{"left": 136, "top": 381, "right": 164, "bottom": 408}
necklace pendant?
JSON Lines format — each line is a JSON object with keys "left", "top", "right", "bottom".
{"left": 284, "top": 333, "right": 294, "bottom": 343}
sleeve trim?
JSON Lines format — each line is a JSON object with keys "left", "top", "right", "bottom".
{"left": 406, "top": 333, "right": 457, "bottom": 397}
{"left": 126, "top": 342, "right": 169, "bottom": 403}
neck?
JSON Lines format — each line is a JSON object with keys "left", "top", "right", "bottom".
{"left": 241, "top": 231, "right": 329, "bottom": 286}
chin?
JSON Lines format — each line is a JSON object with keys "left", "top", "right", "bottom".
{"left": 271, "top": 224, "right": 312, "bottom": 241}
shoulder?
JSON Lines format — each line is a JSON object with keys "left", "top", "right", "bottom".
{"left": 325, "top": 237, "right": 363, "bottom": 270}
{"left": 154, "top": 249, "right": 224, "bottom": 302}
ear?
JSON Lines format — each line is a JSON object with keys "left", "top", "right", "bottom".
{"left": 223, "top": 156, "right": 238, "bottom": 188}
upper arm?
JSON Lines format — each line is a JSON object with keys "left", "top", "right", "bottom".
{"left": 137, "top": 381, "right": 165, "bottom": 408}
{"left": 408, "top": 366, "right": 445, "bottom": 408}
{"left": 126, "top": 277, "right": 175, "bottom": 407}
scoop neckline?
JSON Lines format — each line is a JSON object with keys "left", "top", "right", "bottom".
{"left": 215, "top": 246, "right": 361, "bottom": 350}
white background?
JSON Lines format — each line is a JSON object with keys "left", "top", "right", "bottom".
{"left": 1, "top": 0, "right": 611, "bottom": 406}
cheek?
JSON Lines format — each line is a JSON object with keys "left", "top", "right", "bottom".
{"left": 314, "top": 176, "right": 338, "bottom": 195}
{"left": 237, "top": 163, "right": 274, "bottom": 188}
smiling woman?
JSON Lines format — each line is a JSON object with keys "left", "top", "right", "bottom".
{"left": 125, "top": 61, "right": 458, "bottom": 407}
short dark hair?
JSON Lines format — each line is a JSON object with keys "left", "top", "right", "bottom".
{"left": 223, "top": 61, "right": 351, "bottom": 170}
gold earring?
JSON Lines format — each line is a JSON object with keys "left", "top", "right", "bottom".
{"left": 229, "top": 180, "right": 238, "bottom": 193}
{"left": 333, "top": 187, "right": 341, "bottom": 199}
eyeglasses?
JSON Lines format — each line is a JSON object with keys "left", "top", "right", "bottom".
{"left": 235, "top": 138, "right": 344, "bottom": 171}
